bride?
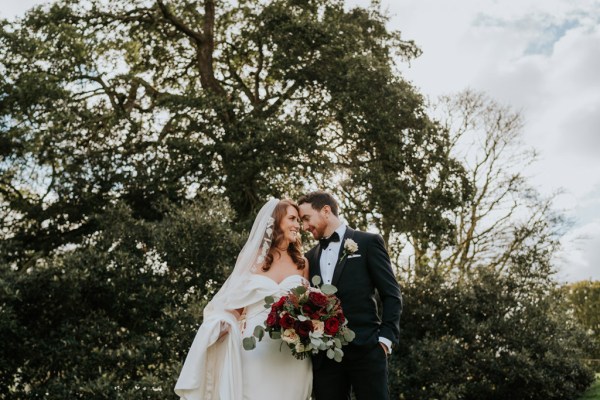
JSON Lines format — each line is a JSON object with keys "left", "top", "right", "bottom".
{"left": 175, "top": 199, "right": 312, "bottom": 400}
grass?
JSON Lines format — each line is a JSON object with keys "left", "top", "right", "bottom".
{"left": 579, "top": 374, "right": 600, "bottom": 400}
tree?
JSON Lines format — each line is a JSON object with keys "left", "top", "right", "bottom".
{"left": 384, "top": 90, "right": 596, "bottom": 399}
{"left": 2, "top": 1, "right": 592, "bottom": 398}
{"left": 1, "top": 0, "right": 469, "bottom": 396}
{"left": 393, "top": 90, "right": 562, "bottom": 281}
{"left": 1, "top": 0, "right": 463, "bottom": 266}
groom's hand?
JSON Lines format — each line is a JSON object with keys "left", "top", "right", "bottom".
{"left": 379, "top": 342, "right": 389, "bottom": 356}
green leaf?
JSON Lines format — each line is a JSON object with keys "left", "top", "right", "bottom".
{"left": 321, "top": 284, "right": 338, "bottom": 295}
{"left": 326, "top": 349, "right": 335, "bottom": 359}
{"left": 242, "top": 336, "right": 256, "bottom": 351}
{"left": 270, "top": 331, "right": 282, "bottom": 340}
{"left": 311, "top": 275, "right": 322, "bottom": 286}
{"left": 253, "top": 325, "right": 265, "bottom": 341}
{"left": 264, "top": 295, "right": 275, "bottom": 305}
{"left": 343, "top": 329, "right": 356, "bottom": 342}
{"left": 294, "top": 285, "right": 307, "bottom": 295}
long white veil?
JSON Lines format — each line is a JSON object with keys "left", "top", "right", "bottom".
{"left": 203, "top": 197, "right": 279, "bottom": 316}
{"left": 175, "top": 198, "right": 280, "bottom": 400}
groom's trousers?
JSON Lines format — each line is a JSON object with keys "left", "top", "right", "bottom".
{"left": 312, "top": 342, "right": 390, "bottom": 400}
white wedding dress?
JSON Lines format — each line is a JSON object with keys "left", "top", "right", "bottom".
{"left": 241, "top": 274, "right": 312, "bottom": 400}
{"left": 175, "top": 198, "right": 312, "bottom": 400}
{"left": 175, "top": 273, "right": 312, "bottom": 400}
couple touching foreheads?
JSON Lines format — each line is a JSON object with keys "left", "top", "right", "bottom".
{"left": 175, "top": 191, "right": 402, "bottom": 400}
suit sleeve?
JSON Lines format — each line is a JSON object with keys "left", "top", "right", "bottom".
{"left": 366, "top": 234, "right": 402, "bottom": 345}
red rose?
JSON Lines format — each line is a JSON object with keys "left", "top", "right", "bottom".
{"left": 280, "top": 312, "right": 295, "bottom": 329}
{"left": 302, "top": 304, "right": 314, "bottom": 315}
{"left": 294, "top": 320, "right": 313, "bottom": 339}
{"left": 266, "top": 310, "right": 279, "bottom": 327}
{"left": 308, "top": 291, "right": 329, "bottom": 307}
{"left": 272, "top": 296, "right": 286, "bottom": 310}
{"left": 336, "top": 312, "right": 346, "bottom": 324}
{"left": 324, "top": 317, "right": 340, "bottom": 335}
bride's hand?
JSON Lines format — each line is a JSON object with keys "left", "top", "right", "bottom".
{"left": 218, "top": 308, "right": 245, "bottom": 341}
{"left": 218, "top": 321, "right": 230, "bottom": 341}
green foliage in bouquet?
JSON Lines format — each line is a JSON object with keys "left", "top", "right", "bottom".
{"left": 243, "top": 275, "right": 355, "bottom": 362}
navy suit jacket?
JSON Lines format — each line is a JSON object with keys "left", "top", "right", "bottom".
{"left": 306, "top": 227, "right": 402, "bottom": 348}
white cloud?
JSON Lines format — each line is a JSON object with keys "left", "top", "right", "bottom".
{"left": 555, "top": 218, "right": 600, "bottom": 282}
{"left": 359, "top": 0, "right": 600, "bottom": 281}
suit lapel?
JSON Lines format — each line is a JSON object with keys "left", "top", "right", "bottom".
{"left": 331, "top": 227, "right": 355, "bottom": 286}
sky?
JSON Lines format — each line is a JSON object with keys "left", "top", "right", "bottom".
{"left": 2, "top": 0, "right": 599, "bottom": 282}
{"left": 348, "top": 0, "right": 600, "bottom": 283}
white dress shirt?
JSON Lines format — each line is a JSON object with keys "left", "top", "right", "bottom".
{"left": 319, "top": 224, "right": 346, "bottom": 285}
{"left": 318, "top": 224, "right": 392, "bottom": 354}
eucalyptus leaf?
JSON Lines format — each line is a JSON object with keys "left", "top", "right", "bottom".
{"left": 253, "top": 325, "right": 265, "bottom": 341}
{"left": 295, "top": 285, "right": 307, "bottom": 295}
{"left": 321, "top": 284, "right": 338, "bottom": 295}
{"left": 242, "top": 337, "right": 256, "bottom": 351}
{"left": 264, "top": 295, "right": 275, "bottom": 305}
{"left": 270, "top": 331, "right": 282, "bottom": 340}
{"left": 343, "top": 329, "right": 356, "bottom": 342}
{"left": 326, "top": 349, "right": 335, "bottom": 359}
{"left": 312, "top": 275, "right": 322, "bottom": 286}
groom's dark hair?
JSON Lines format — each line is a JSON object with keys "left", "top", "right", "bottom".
{"left": 297, "top": 191, "right": 339, "bottom": 217}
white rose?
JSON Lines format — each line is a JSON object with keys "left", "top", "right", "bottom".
{"left": 312, "top": 320, "right": 325, "bottom": 335}
{"left": 282, "top": 328, "right": 300, "bottom": 345}
{"left": 344, "top": 238, "right": 358, "bottom": 253}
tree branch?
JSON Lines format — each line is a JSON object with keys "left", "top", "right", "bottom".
{"left": 156, "top": 0, "right": 205, "bottom": 44}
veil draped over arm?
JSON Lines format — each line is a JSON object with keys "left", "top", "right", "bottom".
{"left": 175, "top": 199, "right": 279, "bottom": 400}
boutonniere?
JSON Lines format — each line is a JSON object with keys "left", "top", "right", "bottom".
{"left": 339, "top": 238, "right": 358, "bottom": 263}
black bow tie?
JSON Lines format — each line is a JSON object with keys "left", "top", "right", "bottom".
{"left": 319, "top": 232, "right": 340, "bottom": 250}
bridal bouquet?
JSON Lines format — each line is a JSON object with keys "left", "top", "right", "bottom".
{"left": 243, "top": 276, "right": 355, "bottom": 362}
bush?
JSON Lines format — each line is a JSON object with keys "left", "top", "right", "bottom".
{"left": 390, "top": 267, "right": 595, "bottom": 400}
{"left": 563, "top": 280, "right": 600, "bottom": 370}
{"left": 0, "top": 198, "right": 242, "bottom": 398}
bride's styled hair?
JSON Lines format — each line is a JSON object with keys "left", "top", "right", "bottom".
{"left": 262, "top": 199, "right": 306, "bottom": 272}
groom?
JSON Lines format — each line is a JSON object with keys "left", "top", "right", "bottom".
{"left": 298, "top": 191, "right": 402, "bottom": 400}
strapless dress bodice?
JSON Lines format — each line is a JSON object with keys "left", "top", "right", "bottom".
{"left": 241, "top": 273, "right": 312, "bottom": 399}
{"left": 244, "top": 274, "right": 309, "bottom": 318}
